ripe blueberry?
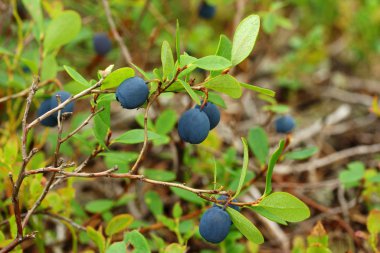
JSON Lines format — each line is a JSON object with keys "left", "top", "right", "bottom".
{"left": 199, "top": 206, "right": 231, "bottom": 243}
{"left": 115, "top": 77, "right": 149, "bottom": 109}
{"left": 198, "top": 1, "right": 216, "bottom": 20}
{"left": 37, "top": 98, "right": 57, "bottom": 127}
{"left": 178, "top": 108, "right": 210, "bottom": 144}
{"left": 50, "top": 91, "right": 74, "bottom": 118}
{"left": 93, "top": 33, "right": 112, "bottom": 56}
{"left": 213, "top": 196, "right": 240, "bottom": 212}
{"left": 195, "top": 102, "right": 220, "bottom": 129}
{"left": 275, "top": 115, "right": 295, "bottom": 134}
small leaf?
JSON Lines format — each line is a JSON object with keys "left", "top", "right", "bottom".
{"left": 211, "top": 35, "right": 233, "bottom": 77}
{"left": 367, "top": 209, "right": 380, "bottom": 252}
{"left": 113, "top": 130, "right": 166, "bottom": 144}
{"left": 339, "top": 161, "right": 365, "bottom": 188}
{"left": 248, "top": 127, "right": 269, "bottom": 166}
{"left": 102, "top": 67, "right": 135, "bottom": 90}
{"left": 194, "top": 91, "right": 227, "bottom": 108}
{"left": 173, "top": 203, "right": 183, "bottom": 219}
{"left": 22, "top": 0, "right": 44, "bottom": 37}
{"left": 176, "top": 20, "right": 181, "bottom": 65}
{"left": 263, "top": 104, "right": 290, "bottom": 113}
{"left": 193, "top": 56, "right": 232, "bottom": 70}
{"left": 85, "top": 199, "right": 114, "bottom": 213}
{"left": 161, "top": 41, "right": 175, "bottom": 79}
{"left": 233, "top": 137, "right": 249, "bottom": 198}
{"left": 250, "top": 206, "right": 287, "bottom": 225}
{"left": 106, "top": 242, "right": 126, "bottom": 253}
{"left": 170, "top": 187, "right": 205, "bottom": 205}
{"left": 143, "top": 169, "right": 176, "bottom": 182}
{"left": 64, "top": 65, "right": 90, "bottom": 87}
{"left": 164, "top": 243, "right": 187, "bottom": 253}
{"left": 178, "top": 79, "right": 201, "bottom": 105}
{"left": 106, "top": 214, "right": 134, "bottom": 236}
{"left": 257, "top": 192, "right": 310, "bottom": 222}
{"left": 93, "top": 99, "right": 111, "bottom": 148}
{"left": 44, "top": 11, "right": 81, "bottom": 52}
{"left": 240, "top": 83, "right": 275, "bottom": 97}
{"left": 131, "top": 63, "right": 151, "bottom": 80}
{"left": 226, "top": 207, "right": 264, "bottom": 244}
{"left": 285, "top": 147, "right": 318, "bottom": 160}
{"left": 155, "top": 109, "right": 178, "bottom": 135}
{"left": 145, "top": 191, "right": 164, "bottom": 217}
{"left": 231, "top": 15, "right": 260, "bottom": 66}
{"left": 203, "top": 75, "right": 242, "bottom": 99}
{"left": 264, "top": 139, "right": 285, "bottom": 196}
{"left": 87, "top": 226, "right": 106, "bottom": 253}
{"left": 124, "top": 230, "right": 151, "bottom": 253}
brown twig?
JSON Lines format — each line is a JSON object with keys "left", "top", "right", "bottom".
{"left": 0, "top": 232, "right": 37, "bottom": 253}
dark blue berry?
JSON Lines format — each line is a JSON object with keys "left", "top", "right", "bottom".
{"left": 178, "top": 108, "right": 210, "bottom": 144}
{"left": 275, "top": 115, "right": 295, "bottom": 134}
{"left": 93, "top": 33, "right": 112, "bottom": 56}
{"left": 213, "top": 196, "right": 240, "bottom": 212}
{"left": 199, "top": 207, "right": 231, "bottom": 243}
{"left": 37, "top": 98, "right": 57, "bottom": 127}
{"left": 195, "top": 102, "right": 220, "bottom": 129}
{"left": 50, "top": 91, "right": 74, "bottom": 118}
{"left": 198, "top": 2, "right": 216, "bottom": 20}
{"left": 115, "top": 77, "right": 149, "bottom": 109}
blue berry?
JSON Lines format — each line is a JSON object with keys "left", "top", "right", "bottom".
{"left": 178, "top": 108, "right": 210, "bottom": 144}
{"left": 275, "top": 115, "right": 296, "bottom": 134}
{"left": 50, "top": 91, "right": 74, "bottom": 118}
{"left": 198, "top": 2, "right": 216, "bottom": 20}
{"left": 37, "top": 98, "right": 57, "bottom": 127}
{"left": 199, "top": 207, "right": 231, "bottom": 243}
{"left": 115, "top": 77, "right": 149, "bottom": 109}
{"left": 93, "top": 33, "right": 112, "bottom": 56}
{"left": 195, "top": 102, "right": 220, "bottom": 129}
{"left": 213, "top": 196, "right": 240, "bottom": 212}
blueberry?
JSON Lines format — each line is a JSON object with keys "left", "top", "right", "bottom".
{"left": 275, "top": 115, "right": 295, "bottom": 134}
{"left": 198, "top": 1, "right": 216, "bottom": 20}
{"left": 93, "top": 33, "right": 112, "bottom": 56}
{"left": 199, "top": 207, "right": 231, "bottom": 243}
{"left": 50, "top": 91, "right": 74, "bottom": 118}
{"left": 213, "top": 196, "right": 240, "bottom": 212}
{"left": 22, "top": 65, "right": 31, "bottom": 73}
{"left": 37, "top": 98, "right": 57, "bottom": 127}
{"left": 195, "top": 102, "right": 220, "bottom": 129}
{"left": 115, "top": 77, "right": 149, "bottom": 109}
{"left": 178, "top": 108, "right": 210, "bottom": 144}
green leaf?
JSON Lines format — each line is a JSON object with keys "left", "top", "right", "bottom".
{"left": 203, "top": 75, "right": 242, "bottom": 99}
{"left": 106, "top": 214, "right": 134, "bottom": 237}
{"left": 250, "top": 206, "right": 288, "bottom": 225}
{"left": 263, "top": 104, "right": 290, "bottom": 113}
{"left": 143, "top": 169, "right": 176, "bottom": 182}
{"left": 112, "top": 130, "right": 166, "bottom": 144}
{"left": 85, "top": 199, "right": 114, "bottom": 213}
{"left": 240, "top": 83, "right": 275, "bottom": 97}
{"left": 170, "top": 187, "right": 205, "bottom": 205}
{"left": 194, "top": 91, "right": 227, "bottom": 108}
{"left": 248, "top": 127, "right": 269, "bottom": 166}
{"left": 106, "top": 242, "right": 126, "bottom": 253}
{"left": 231, "top": 15, "right": 260, "bottom": 66}
{"left": 41, "top": 54, "right": 58, "bottom": 80}
{"left": 233, "top": 137, "right": 249, "bottom": 198}
{"left": 226, "top": 207, "right": 264, "bottom": 244}
{"left": 44, "top": 10, "right": 82, "bottom": 52}
{"left": 178, "top": 79, "right": 201, "bottom": 105}
{"left": 131, "top": 63, "right": 151, "bottom": 80}
{"left": 124, "top": 230, "right": 151, "bottom": 253}
{"left": 155, "top": 109, "right": 178, "bottom": 135}
{"left": 102, "top": 67, "right": 135, "bottom": 90}
{"left": 338, "top": 161, "right": 365, "bottom": 188}
{"left": 161, "top": 40, "right": 175, "bottom": 79}
{"left": 173, "top": 203, "right": 183, "bottom": 219}
{"left": 93, "top": 99, "right": 111, "bottom": 148}
{"left": 264, "top": 139, "right": 285, "bottom": 196}
{"left": 22, "top": 0, "right": 44, "bottom": 37}
{"left": 257, "top": 192, "right": 310, "bottom": 222}
{"left": 211, "top": 35, "right": 232, "bottom": 77}
{"left": 367, "top": 209, "right": 380, "bottom": 252}
{"left": 193, "top": 56, "right": 232, "bottom": 70}
{"left": 176, "top": 20, "right": 181, "bottom": 65}
{"left": 285, "top": 147, "right": 318, "bottom": 160}
{"left": 64, "top": 65, "right": 89, "bottom": 87}
{"left": 144, "top": 191, "right": 164, "bottom": 217}
{"left": 87, "top": 226, "right": 106, "bottom": 253}
{"left": 164, "top": 243, "right": 187, "bottom": 253}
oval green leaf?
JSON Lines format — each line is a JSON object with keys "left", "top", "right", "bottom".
{"left": 193, "top": 56, "right": 231, "bottom": 70}
{"left": 102, "top": 67, "right": 135, "bottom": 90}
{"left": 112, "top": 129, "right": 166, "bottom": 144}
{"left": 106, "top": 214, "right": 134, "bottom": 236}
{"left": 203, "top": 75, "right": 242, "bottom": 99}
